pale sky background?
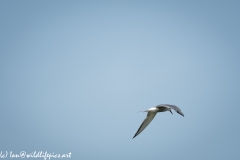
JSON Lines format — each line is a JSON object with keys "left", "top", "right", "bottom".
{"left": 1, "top": 0, "right": 240, "bottom": 159}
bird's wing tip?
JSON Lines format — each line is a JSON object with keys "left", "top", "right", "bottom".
{"left": 132, "top": 133, "right": 139, "bottom": 139}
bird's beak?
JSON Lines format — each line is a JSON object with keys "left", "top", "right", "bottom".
{"left": 169, "top": 110, "right": 173, "bottom": 115}
{"left": 138, "top": 110, "right": 148, "bottom": 113}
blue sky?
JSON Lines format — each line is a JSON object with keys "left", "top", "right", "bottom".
{"left": 1, "top": 0, "right": 240, "bottom": 159}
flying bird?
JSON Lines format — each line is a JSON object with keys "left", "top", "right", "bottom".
{"left": 133, "top": 104, "right": 184, "bottom": 139}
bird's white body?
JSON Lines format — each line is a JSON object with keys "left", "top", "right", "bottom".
{"left": 148, "top": 107, "right": 159, "bottom": 112}
{"left": 148, "top": 107, "right": 170, "bottom": 112}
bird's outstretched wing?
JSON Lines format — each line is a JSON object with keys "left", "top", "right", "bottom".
{"left": 156, "top": 104, "right": 184, "bottom": 117}
{"left": 133, "top": 112, "right": 157, "bottom": 139}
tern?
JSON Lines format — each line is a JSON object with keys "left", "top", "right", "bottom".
{"left": 133, "top": 104, "right": 184, "bottom": 139}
